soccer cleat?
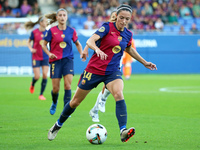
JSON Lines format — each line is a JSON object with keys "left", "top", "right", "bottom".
{"left": 89, "top": 110, "right": 99, "bottom": 122}
{"left": 120, "top": 127, "right": 135, "bottom": 142}
{"left": 50, "top": 102, "right": 57, "bottom": 115}
{"left": 98, "top": 98, "right": 106, "bottom": 113}
{"left": 39, "top": 95, "right": 46, "bottom": 100}
{"left": 29, "top": 83, "right": 34, "bottom": 94}
{"left": 48, "top": 123, "right": 61, "bottom": 141}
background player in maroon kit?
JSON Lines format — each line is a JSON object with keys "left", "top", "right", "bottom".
{"left": 42, "top": 8, "right": 84, "bottom": 115}
{"left": 48, "top": 4, "right": 157, "bottom": 142}
{"left": 25, "top": 16, "right": 49, "bottom": 100}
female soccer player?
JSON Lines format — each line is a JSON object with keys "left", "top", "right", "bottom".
{"left": 25, "top": 16, "right": 49, "bottom": 100}
{"left": 42, "top": 8, "right": 84, "bottom": 115}
{"left": 48, "top": 4, "right": 157, "bottom": 142}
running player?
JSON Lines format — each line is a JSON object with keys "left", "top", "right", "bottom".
{"left": 42, "top": 8, "right": 84, "bottom": 115}
{"left": 25, "top": 16, "right": 49, "bottom": 100}
{"left": 48, "top": 4, "right": 157, "bottom": 142}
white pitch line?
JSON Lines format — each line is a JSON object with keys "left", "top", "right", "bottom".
{"left": 159, "top": 86, "right": 200, "bottom": 93}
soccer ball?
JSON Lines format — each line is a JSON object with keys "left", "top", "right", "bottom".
{"left": 86, "top": 124, "right": 107, "bottom": 144}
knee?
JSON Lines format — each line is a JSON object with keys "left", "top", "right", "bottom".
{"left": 34, "top": 75, "right": 40, "bottom": 80}
{"left": 64, "top": 83, "right": 71, "bottom": 90}
{"left": 70, "top": 98, "right": 81, "bottom": 108}
{"left": 113, "top": 91, "right": 124, "bottom": 101}
{"left": 52, "top": 86, "right": 60, "bottom": 93}
{"left": 42, "top": 73, "right": 48, "bottom": 79}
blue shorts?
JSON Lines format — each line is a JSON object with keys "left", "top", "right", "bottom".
{"left": 50, "top": 57, "right": 74, "bottom": 79}
{"left": 32, "top": 59, "right": 49, "bottom": 68}
{"left": 78, "top": 70, "right": 122, "bottom": 90}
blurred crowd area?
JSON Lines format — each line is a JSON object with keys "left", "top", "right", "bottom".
{"left": 0, "top": 0, "right": 200, "bottom": 34}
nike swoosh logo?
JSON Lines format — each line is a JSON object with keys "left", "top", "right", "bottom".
{"left": 120, "top": 114, "right": 127, "bottom": 117}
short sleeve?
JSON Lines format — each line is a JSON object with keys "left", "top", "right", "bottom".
{"left": 29, "top": 31, "right": 34, "bottom": 40}
{"left": 43, "top": 29, "right": 52, "bottom": 42}
{"left": 72, "top": 28, "right": 78, "bottom": 43}
{"left": 127, "top": 31, "right": 133, "bottom": 48}
{"left": 94, "top": 22, "right": 110, "bottom": 39}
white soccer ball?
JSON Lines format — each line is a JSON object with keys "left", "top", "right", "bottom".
{"left": 86, "top": 124, "right": 107, "bottom": 144}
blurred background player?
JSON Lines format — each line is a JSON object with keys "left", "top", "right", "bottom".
{"left": 25, "top": 16, "right": 49, "bottom": 100}
{"left": 42, "top": 8, "right": 83, "bottom": 115}
{"left": 89, "top": 11, "right": 137, "bottom": 122}
{"left": 122, "top": 39, "right": 136, "bottom": 80}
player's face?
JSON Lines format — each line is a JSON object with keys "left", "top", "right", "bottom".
{"left": 56, "top": 11, "right": 68, "bottom": 25}
{"left": 41, "top": 18, "right": 48, "bottom": 28}
{"left": 116, "top": 10, "right": 131, "bottom": 31}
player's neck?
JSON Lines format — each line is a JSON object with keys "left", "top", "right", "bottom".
{"left": 58, "top": 24, "right": 67, "bottom": 30}
{"left": 39, "top": 26, "right": 45, "bottom": 32}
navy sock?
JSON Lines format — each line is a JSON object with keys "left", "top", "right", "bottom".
{"left": 64, "top": 89, "right": 71, "bottom": 107}
{"left": 40, "top": 79, "right": 47, "bottom": 95}
{"left": 116, "top": 100, "right": 127, "bottom": 131}
{"left": 58, "top": 102, "right": 76, "bottom": 124}
{"left": 51, "top": 90, "right": 59, "bottom": 104}
{"left": 32, "top": 77, "right": 38, "bottom": 86}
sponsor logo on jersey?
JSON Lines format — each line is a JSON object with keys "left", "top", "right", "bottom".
{"left": 61, "top": 34, "right": 65, "bottom": 38}
{"left": 81, "top": 79, "right": 86, "bottom": 85}
{"left": 112, "top": 45, "right": 121, "bottom": 54}
{"left": 59, "top": 42, "right": 67, "bottom": 48}
{"left": 39, "top": 40, "right": 44, "bottom": 46}
{"left": 98, "top": 26, "right": 105, "bottom": 32}
{"left": 118, "top": 36, "right": 122, "bottom": 42}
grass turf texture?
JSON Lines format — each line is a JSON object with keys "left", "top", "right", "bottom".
{"left": 0, "top": 74, "right": 200, "bottom": 150}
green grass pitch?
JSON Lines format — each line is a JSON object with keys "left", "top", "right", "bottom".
{"left": 0, "top": 74, "right": 200, "bottom": 150}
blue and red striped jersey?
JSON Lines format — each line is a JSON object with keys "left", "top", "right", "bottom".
{"left": 85, "top": 22, "right": 132, "bottom": 75}
{"left": 29, "top": 28, "right": 49, "bottom": 60}
{"left": 44, "top": 26, "right": 78, "bottom": 63}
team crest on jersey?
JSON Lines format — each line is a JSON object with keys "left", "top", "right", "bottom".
{"left": 81, "top": 79, "right": 86, "bottom": 85}
{"left": 198, "top": 39, "right": 200, "bottom": 47}
{"left": 59, "top": 42, "right": 67, "bottom": 48}
{"left": 61, "top": 34, "right": 65, "bottom": 38}
{"left": 41, "top": 34, "right": 44, "bottom": 38}
{"left": 112, "top": 45, "right": 121, "bottom": 54}
{"left": 118, "top": 36, "right": 122, "bottom": 42}
{"left": 39, "top": 40, "right": 44, "bottom": 46}
{"left": 98, "top": 26, "right": 105, "bottom": 32}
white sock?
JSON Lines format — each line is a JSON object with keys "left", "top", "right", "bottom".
{"left": 102, "top": 88, "right": 111, "bottom": 100}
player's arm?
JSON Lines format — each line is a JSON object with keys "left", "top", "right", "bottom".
{"left": 42, "top": 40, "right": 57, "bottom": 59}
{"left": 86, "top": 34, "right": 108, "bottom": 60}
{"left": 125, "top": 46, "right": 157, "bottom": 70}
{"left": 27, "top": 39, "right": 36, "bottom": 53}
{"left": 75, "top": 40, "right": 85, "bottom": 61}
{"left": 81, "top": 45, "right": 89, "bottom": 62}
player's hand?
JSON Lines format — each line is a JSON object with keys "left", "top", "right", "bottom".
{"left": 144, "top": 62, "right": 157, "bottom": 70}
{"left": 49, "top": 53, "right": 57, "bottom": 59}
{"left": 81, "top": 50, "right": 88, "bottom": 62}
{"left": 95, "top": 49, "right": 108, "bottom": 60}
{"left": 31, "top": 48, "right": 37, "bottom": 53}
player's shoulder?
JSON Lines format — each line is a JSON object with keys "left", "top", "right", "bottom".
{"left": 124, "top": 27, "right": 133, "bottom": 37}
{"left": 32, "top": 28, "right": 39, "bottom": 33}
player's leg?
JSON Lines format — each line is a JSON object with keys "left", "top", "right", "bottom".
{"left": 50, "top": 78, "right": 61, "bottom": 115}
{"left": 106, "top": 78, "right": 135, "bottom": 142}
{"left": 123, "top": 62, "right": 132, "bottom": 80}
{"left": 48, "top": 87, "right": 91, "bottom": 140}
{"left": 39, "top": 65, "right": 49, "bottom": 100}
{"left": 63, "top": 74, "right": 73, "bottom": 107}
{"left": 49, "top": 61, "right": 62, "bottom": 115}
{"left": 98, "top": 85, "right": 111, "bottom": 113}
{"left": 30, "top": 67, "right": 40, "bottom": 94}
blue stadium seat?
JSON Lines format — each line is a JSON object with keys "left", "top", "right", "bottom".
{"left": 178, "top": 18, "right": 185, "bottom": 25}
{"left": 184, "top": 18, "right": 194, "bottom": 25}
{"left": 163, "top": 25, "right": 172, "bottom": 32}
{"left": 79, "top": 17, "right": 87, "bottom": 24}
{"left": 172, "top": 25, "right": 180, "bottom": 33}
{"left": 69, "top": 18, "right": 79, "bottom": 26}
{"left": 195, "top": 18, "right": 200, "bottom": 25}
{"left": 12, "top": 8, "right": 21, "bottom": 16}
